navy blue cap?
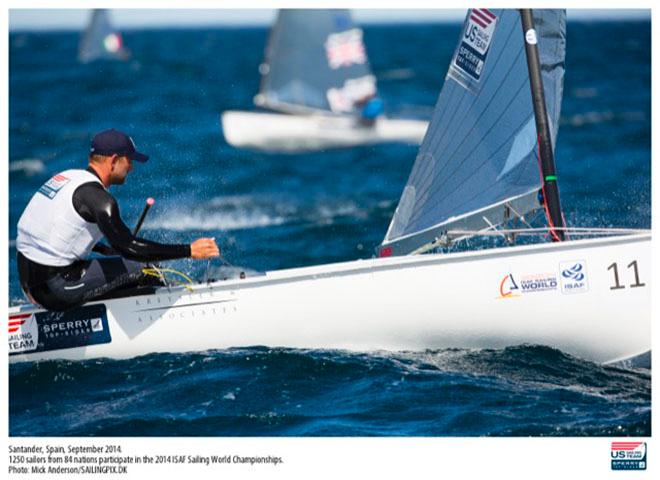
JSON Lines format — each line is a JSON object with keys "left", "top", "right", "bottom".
{"left": 90, "top": 129, "right": 149, "bottom": 162}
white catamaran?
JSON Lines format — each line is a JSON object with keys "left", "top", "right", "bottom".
{"left": 10, "top": 9, "right": 650, "bottom": 365}
{"left": 78, "top": 9, "right": 130, "bottom": 64}
{"left": 220, "top": 9, "right": 429, "bottom": 152}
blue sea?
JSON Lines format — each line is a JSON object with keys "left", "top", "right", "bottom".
{"left": 8, "top": 19, "right": 651, "bottom": 436}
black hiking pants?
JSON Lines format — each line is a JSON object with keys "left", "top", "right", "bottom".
{"left": 17, "top": 252, "right": 162, "bottom": 311}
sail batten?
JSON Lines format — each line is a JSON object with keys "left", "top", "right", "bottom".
{"left": 414, "top": 113, "right": 536, "bottom": 229}
{"left": 381, "top": 9, "right": 565, "bottom": 256}
{"left": 257, "top": 9, "right": 377, "bottom": 114}
{"left": 410, "top": 74, "right": 530, "bottom": 225}
{"left": 406, "top": 25, "right": 526, "bottom": 214}
{"left": 424, "top": 19, "right": 520, "bottom": 159}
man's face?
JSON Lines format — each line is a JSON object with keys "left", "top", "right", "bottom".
{"left": 110, "top": 155, "right": 133, "bottom": 185}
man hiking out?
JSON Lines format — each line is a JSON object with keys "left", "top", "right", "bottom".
{"left": 16, "top": 128, "right": 219, "bottom": 311}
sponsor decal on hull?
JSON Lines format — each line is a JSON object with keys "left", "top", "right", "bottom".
{"left": 498, "top": 272, "right": 558, "bottom": 299}
{"left": 499, "top": 273, "right": 521, "bottom": 298}
{"left": 497, "top": 260, "right": 591, "bottom": 299}
{"left": 559, "top": 260, "right": 589, "bottom": 294}
{"left": 8, "top": 304, "right": 111, "bottom": 356}
{"left": 8, "top": 313, "right": 38, "bottom": 353}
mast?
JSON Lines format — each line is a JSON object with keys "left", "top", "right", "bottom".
{"left": 520, "top": 9, "right": 565, "bottom": 241}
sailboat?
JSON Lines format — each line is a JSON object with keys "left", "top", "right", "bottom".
{"left": 78, "top": 9, "right": 130, "bottom": 63}
{"left": 9, "top": 9, "right": 649, "bottom": 365}
{"left": 220, "top": 9, "right": 429, "bottom": 152}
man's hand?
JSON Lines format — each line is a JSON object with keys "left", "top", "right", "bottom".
{"left": 190, "top": 238, "right": 220, "bottom": 259}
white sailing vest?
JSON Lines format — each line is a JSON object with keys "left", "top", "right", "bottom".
{"left": 17, "top": 169, "right": 105, "bottom": 266}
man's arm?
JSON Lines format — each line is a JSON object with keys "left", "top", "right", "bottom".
{"left": 73, "top": 182, "right": 192, "bottom": 262}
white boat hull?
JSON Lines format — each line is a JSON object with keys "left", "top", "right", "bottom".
{"left": 8, "top": 233, "right": 651, "bottom": 364}
{"left": 220, "top": 110, "right": 428, "bottom": 152}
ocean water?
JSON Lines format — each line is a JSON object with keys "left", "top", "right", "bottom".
{"left": 8, "top": 19, "right": 651, "bottom": 436}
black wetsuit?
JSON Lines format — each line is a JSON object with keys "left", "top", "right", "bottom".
{"left": 17, "top": 167, "right": 191, "bottom": 311}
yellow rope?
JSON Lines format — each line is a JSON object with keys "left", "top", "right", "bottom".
{"left": 142, "top": 267, "right": 194, "bottom": 291}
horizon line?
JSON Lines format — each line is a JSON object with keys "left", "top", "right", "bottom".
{"left": 8, "top": 8, "right": 651, "bottom": 32}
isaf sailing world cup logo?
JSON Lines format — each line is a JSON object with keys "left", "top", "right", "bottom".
{"left": 497, "top": 272, "right": 558, "bottom": 299}
{"left": 498, "top": 273, "right": 521, "bottom": 298}
{"left": 611, "top": 442, "right": 646, "bottom": 470}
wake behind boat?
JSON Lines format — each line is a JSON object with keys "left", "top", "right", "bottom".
{"left": 220, "top": 9, "right": 429, "bottom": 152}
{"left": 9, "top": 9, "right": 650, "bottom": 365}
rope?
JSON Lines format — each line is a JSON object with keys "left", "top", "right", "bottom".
{"left": 142, "top": 267, "right": 194, "bottom": 291}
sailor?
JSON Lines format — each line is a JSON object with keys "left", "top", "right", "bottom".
{"left": 16, "top": 128, "right": 220, "bottom": 311}
{"left": 357, "top": 95, "right": 384, "bottom": 127}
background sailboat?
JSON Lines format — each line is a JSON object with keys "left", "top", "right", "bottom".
{"left": 78, "top": 9, "right": 130, "bottom": 63}
{"left": 221, "top": 9, "right": 429, "bottom": 152}
{"left": 255, "top": 8, "right": 378, "bottom": 115}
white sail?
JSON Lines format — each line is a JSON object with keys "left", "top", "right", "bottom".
{"left": 381, "top": 9, "right": 566, "bottom": 256}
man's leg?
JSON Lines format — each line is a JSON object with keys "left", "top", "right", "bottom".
{"left": 44, "top": 257, "right": 160, "bottom": 310}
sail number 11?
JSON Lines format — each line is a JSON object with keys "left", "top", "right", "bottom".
{"left": 607, "top": 261, "right": 645, "bottom": 290}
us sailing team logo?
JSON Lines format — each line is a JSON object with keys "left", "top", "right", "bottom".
{"left": 37, "top": 173, "right": 70, "bottom": 199}
{"left": 8, "top": 312, "right": 38, "bottom": 354}
{"left": 8, "top": 304, "right": 112, "bottom": 356}
{"left": 453, "top": 8, "right": 497, "bottom": 82}
{"left": 611, "top": 442, "right": 646, "bottom": 470}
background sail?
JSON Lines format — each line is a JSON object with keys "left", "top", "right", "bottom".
{"left": 381, "top": 9, "right": 566, "bottom": 255}
{"left": 255, "top": 9, "right": 377, "bottom": 114}
{"left": 78, "top": 9, "right": 130, "bottom": 63}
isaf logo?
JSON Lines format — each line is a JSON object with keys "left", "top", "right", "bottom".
{"left": 562, "top": 263, "right": 585, "bottom": 281}
{"left": 559, "top": 260, "right": 589, "bottom": 294}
